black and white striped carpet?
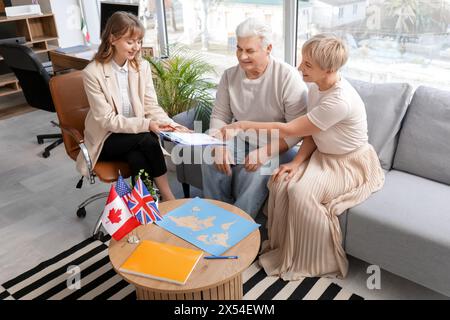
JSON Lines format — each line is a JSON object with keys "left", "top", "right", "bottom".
{"left": 0, "top": 236, "right": 363, "bottom": 300}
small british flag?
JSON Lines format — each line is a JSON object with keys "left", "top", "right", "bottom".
{"left": 127, "top": 177, "right": 162, "bottom": 224}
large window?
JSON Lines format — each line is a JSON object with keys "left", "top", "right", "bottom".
{"left": 164, "top": 0, "right": 285, "bottom": 76}
{"left": 86, "top": 0, "right": 450, "bottom": 89}
{"left": 297, "top": 0, "right": 450, "bottom": 90}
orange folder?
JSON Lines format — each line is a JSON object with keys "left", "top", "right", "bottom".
{"left": 119, "top": 240, "right": 203, "bottom": 285}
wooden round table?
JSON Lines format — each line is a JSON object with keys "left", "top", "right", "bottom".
{"left": 108, "top": 199, "right": 260, "bottom": 300}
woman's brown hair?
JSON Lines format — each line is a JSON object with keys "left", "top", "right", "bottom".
{"left": 94, "top": 11, "right": 145, "bottom": 70}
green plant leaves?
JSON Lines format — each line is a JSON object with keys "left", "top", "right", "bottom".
{"left": 144, "top": 45, "right": 217, "bottom": 131}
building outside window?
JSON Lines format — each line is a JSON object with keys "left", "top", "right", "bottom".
{"left": 338, "top": 7, "right": 344, "bottom": 19}
{"left": 164, "top": 0, "right": 285, "bottom": 76}
{"left": 297, "top": 0, "right": 450, "bottom": 90}
{"left": 87, "top": 0, "right": 450, "bottom": 90}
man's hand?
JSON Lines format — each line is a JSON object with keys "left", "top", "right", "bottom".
{"left": 244, "top": 146, "right": 271, "bottom": 172}
{"left": 220, "top": 121, "right": 246, "bottom": 140}
{"left": 213, "top": 146, "right": 234, "bottom": 176}
{"left": 272, "top": 160, "right": 301, "bottom": 182}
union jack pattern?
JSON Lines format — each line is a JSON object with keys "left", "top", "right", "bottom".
{"left": 127, "top": 177, "right": 162, "bottom": 224}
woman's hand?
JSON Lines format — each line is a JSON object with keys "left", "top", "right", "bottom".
{"left": 157, "top": 123, "right": 192, "bottom": 133}
{"left": 272, "top": 160, "right": 302, "bottom": 182}
{"left": 172, "top": 124, "right": 192, "bottom": 133}
{"left": 149, "top": 121, "right": 163, "bottom": 134}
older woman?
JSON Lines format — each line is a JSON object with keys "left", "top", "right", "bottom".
{"left": 202, "top": 18, "right": 308, "bottom": 218}
{"left": 221, "top": 34, "right": 385, "bottom": 279}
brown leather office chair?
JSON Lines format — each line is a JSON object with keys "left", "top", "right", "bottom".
{"left": 49, "top": 71, "right": 131, "bottom": 239}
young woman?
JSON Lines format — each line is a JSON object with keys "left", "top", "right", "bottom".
{"left": 76, "top": 12, "right": 188, "bottom": 201}
{"left": 221, "top": 34, "right": 385, "bottom": 279}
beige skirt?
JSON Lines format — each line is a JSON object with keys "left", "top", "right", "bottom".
{"left": 259, "top": 143, "right": 385, "bottom": 280}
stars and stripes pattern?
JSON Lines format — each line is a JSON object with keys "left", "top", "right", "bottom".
{"left": 127, "top": 177, "right": 162, "bottom": 224}
{"left": 115, "top": 175, "right": 132, "bottom": 203}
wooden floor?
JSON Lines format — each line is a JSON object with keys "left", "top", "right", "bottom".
{"left": 0, "top": 109, "right": 447, "bottom": 300}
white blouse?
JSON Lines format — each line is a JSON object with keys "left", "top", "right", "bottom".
{"left": 111, "top": 59, "right": 135, "bottom": 118}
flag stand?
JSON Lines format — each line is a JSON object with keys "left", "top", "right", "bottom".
{"left": 127, "top": 224, "right": 140, "bottom": 244}
{"left": 127, "top": 232, "right": 140, "bottom": 244}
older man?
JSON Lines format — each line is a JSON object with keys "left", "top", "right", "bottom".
{"left": 201, "top": 18, "right": 308, "bottom": 218}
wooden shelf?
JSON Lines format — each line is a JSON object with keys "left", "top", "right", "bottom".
{"left": 0, "top": 13, "right": 55, "bottom": 23}
{"left": 28, "top": 36, "right": 58, "bottom": 44}
{"left": 0, "top": 13, "right": 58, "bottom": 98}
{"left": 0, "top": 74, "right": 21, "bottom": 97}
{"left": 0, "top": 86, "right": 22, "bottom": 97}
{"left": 0, "top": 44, "right": 59, "bottom": 60}
{"left": 0, "top": 73, "right": 18, "bottom": 86}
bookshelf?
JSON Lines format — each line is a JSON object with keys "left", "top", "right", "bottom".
{"left": 0, "top": 13, "right": 59, "bottom": 97}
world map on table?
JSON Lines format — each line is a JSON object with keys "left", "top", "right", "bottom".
{"left": 156, "top": 197, "right": 260, "bottom": 256}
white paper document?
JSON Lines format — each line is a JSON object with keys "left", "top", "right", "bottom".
{"left": 160, "top": 132, "right": 225, "bottom": 146}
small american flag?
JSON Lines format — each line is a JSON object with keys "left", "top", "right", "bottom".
{"left": 115, "top": 175, "right": 132, "bottom": 203}
{"left": 128, "top": 177, "right": 162, "bottom": 224}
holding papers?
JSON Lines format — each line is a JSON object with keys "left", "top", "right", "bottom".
{"left": 160, "top": 131, "right": 225, "bottom": 146}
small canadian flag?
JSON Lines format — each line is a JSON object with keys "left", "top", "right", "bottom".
{"left": 101, "top": 185, "right": 140, "bottom": 241}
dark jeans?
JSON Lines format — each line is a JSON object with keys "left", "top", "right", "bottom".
{"left": 99, "top": 132, "right": 167, "bottom": 179}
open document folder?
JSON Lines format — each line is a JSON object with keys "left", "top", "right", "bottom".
{"left": 159, "top": 131, "right": 225, "bottom": 146}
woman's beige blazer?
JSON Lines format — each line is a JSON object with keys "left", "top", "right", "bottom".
{"left": 76, "top": 59, "right": 175, "bottom": 177}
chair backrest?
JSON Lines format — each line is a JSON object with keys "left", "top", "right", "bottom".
{"left": 49, "top": 70, "right": 132, "bottom": 182}
{"left": 49, "top": 71, "right": 89, "bottom": 160}
{"left": 0, "top": 43, "right": 54, "bottom": 112}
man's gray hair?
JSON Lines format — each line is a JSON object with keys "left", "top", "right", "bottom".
{"left": 235, "top": 17, "right": 272, "bottom": 49}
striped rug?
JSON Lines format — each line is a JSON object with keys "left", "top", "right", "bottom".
{"left": 0, "top": 236, "right": 363, "bottom": 300}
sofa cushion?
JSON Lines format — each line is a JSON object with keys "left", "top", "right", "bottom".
{"left": 393, "top": 86, "right": 450, "bottom": 185}
{"left": 346, "top": 170, "right": 450, "bottom": 296}
{"left": 172, "top": 109, "right": 196, "bottom": 130}
{"left": 347, "top": 79, "right": 413, "bottom": 170}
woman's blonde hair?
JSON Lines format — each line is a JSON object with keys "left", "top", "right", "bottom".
{"left": 302, "top": 34, "right": 348, "bottom": 72}
{"left": 94, "top": 11, "right": 145, "bottom": 70}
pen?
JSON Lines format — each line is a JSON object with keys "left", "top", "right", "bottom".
{"left": 204, "top": 255, "right": 238, "bottom": 260}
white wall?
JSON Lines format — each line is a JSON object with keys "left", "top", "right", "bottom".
{"left": 81, "top": 0, "right": 101, "bottom": 45}
{"left": 49, "top": 0, "right": 85, "bottom": 48}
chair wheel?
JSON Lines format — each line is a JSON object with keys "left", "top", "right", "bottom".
{"left": 93, "top": 231, "right": 104, "bottom": 241}
{"left": 37, "top": 138, "right": 44, "bottom": 144}
{"left": 42, "top": 151, "right": 50, "bottom": 158}
{"left": 76, "top": 207, "right": 86, "bottom": 218}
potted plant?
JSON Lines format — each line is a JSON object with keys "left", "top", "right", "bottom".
{"left": 144, "top": 45, "right": 216, "bottom": 132}
{"left": 135, "top": 169, "right": 160, "bottom": 205}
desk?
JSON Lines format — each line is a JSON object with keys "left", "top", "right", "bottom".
{"left": 49, "top": 49, "right": 96, "bottom": 72}
{"left": 108, "top": 199, "right": 260, "bottom": 300}
{"left": 50, "top": 46, "right": 154, "bottom": 72}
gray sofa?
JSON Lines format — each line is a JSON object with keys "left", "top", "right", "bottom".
{"left": 172, "top": 80, "right": 450, "bottom": 297}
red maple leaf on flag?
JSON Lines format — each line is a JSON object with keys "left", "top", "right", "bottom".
{"left": 108, "top": 208, "right": 122, "bottom": 224}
